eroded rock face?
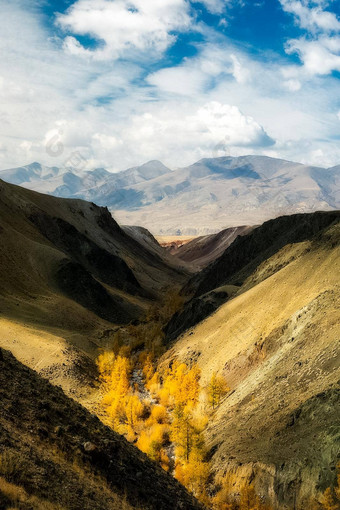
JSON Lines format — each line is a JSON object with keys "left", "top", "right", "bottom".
{"left": 210, "top": 388, "right": 339, "bottom": 509}
{"left": 29, "top": 212, "right": 142, "bottom": 295}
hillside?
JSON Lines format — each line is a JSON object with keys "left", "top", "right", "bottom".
{"left": 187, "top": 210, "right": 340, "bottom": 297}
{"left": 161, "top": 212, "right": 340, "bottom": 508}
{"left": 0, "top": 178, "right": 187, "bottom": 404}
{"left": 0, "top": 348, "right": 202, "bottom": 510}
{"left": 165, "top": 211, "right": 340, "bottom": 341}
{"left": 0, "top": 177, "right": 339, "bottom": 508}
{"left": 122, "top": 226, "right": 193, "bottom": 273}
{"left": 1, "top": 156, "right": 339, "bottom": 235}
{"left": 165, "top": 226, "right": 255, "bottom": 270}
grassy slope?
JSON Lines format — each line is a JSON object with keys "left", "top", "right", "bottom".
{"left": 0, "top": 179, "right": 188, "bottom": 407}
{"left": 162, "top": 221, "right": 340, "bottom": 508}
{"left": 0, "top": 349, "right": 202, "bottom": 510}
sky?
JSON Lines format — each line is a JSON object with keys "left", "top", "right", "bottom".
{"left": 0, "top": 0, "right": 340, "bottom": 171}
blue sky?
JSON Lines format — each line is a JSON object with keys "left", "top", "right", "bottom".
{"left": 0, "top": 0, "right": 340, "bottom": 170}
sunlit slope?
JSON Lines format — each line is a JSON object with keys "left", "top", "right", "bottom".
{"left": 163, "top": 221, "right": 340, "bottom": 508}
{"left": 0, "top": 178, "right": 187, "bottom": 404}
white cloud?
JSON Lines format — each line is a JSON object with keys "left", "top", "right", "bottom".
{"left": 286, "top": 36, "right": 340, "bottom": 75}
{"left": 14, "top": 100, "right": 273, "bottom": 171}
{"left": 283, "top": 78, "right": 302, "bottom": 91}
{"left": 0, "top": 0, "right": 339, "bottom": 173}
{"left": 280, "top": 1, "right": 340, "bottom": 77}
{"left": 280, "top": 0, "right": 340, "bottom": 33}
{"left": 192, "top": 0, "right": 227, "bottom": 14}
{"left": 57, "top": 0, "right": 191, "bottom": 60}
{"left": 147, "top": 46, "right": 251, "bottom": 95}
{"left": 230, "top": 54, "right": 250, "bottom": 84}
{"left": 147, "top": 67, "right": 209, "bottom": 95}
{"left": 189, "top": 102, "right": 274, "bottom": 147}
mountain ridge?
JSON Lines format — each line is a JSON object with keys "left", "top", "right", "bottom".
{"left": 1, "top": 155, "right": 339, "bottom": 235}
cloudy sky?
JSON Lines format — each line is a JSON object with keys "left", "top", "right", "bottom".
{"left": 0, "top": 0, "right": 340, "bottom": 171}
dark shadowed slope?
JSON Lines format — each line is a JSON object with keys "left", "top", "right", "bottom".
{"left": 0, "top": 178, "right": 188, "bottom": 404}
{"left": 187, "top": 210, "right": 340, "bottom": 297}
{"left": 165, "top": 211, "right": 340, "bottom": 342}
{"left": 0, "top": 349, "right": 203, "bottom": 510}
{"left": 168, "top": 225, "right": 255, "bottom": 270}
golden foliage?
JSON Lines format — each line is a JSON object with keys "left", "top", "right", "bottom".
{"left": 322, "top": 464, "right": 340, "bottom": 510}
{"left": 97, "top": 349, "right": 210, "bottom": 505}
{"left": 162, "top": 361, "right": 201, "bottom": 410}
{"left": 207, "top": 372, "right": 229, "bottom": 410}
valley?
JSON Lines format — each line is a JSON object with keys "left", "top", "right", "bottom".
{"left": 0, "top": 178, "right": 339, "bottom": 509}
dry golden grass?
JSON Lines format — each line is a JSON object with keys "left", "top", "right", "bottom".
{"left": 162, "top": 227, "right": 340, "bottom": 507}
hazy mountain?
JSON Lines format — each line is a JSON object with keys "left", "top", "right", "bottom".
{"left": 0, "top": 160, "right": 171, "bottom": 199}
{"left": 1, "top": 156, "right": 339, "bottom": 235}
{"left": 114, "top": 156, "right": 340, "bottom": 234}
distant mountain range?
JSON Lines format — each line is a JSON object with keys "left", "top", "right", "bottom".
{"left": 1, "top": 156, "right": 339, "bottom": 235}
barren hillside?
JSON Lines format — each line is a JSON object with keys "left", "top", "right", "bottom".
{"left": 161, "top": 213, "right": 340, "bottom": 508}
{"left": 0, "top": 178, "right": 188, "bottom": 405}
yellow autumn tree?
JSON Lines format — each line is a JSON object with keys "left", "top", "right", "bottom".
{"left": 162, "top": 361, "right": 201, "bottom": 410}
{"left": 100, "top": 355, "right": 132, "bottom": 428}
{"left": 175, "top": 458, "right": 210, "bottom": 505}
{"left": 207, "top": 372, "right": 229, "bottom": 410}
{"left": 137, "top": 423, "right": 169, "bottom": 461}
{"left": 96, "top": 351, "right": 116, "bottom": 383}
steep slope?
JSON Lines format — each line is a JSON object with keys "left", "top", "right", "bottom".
{"left": 0, "top": 179, "right": 187, "bottom": 404}
{"left": 161, "top": 215, "right": 340, "bottom": 508}
{"left": 168, "top": 226, "right": 255, "bottom": 269}
{"left": 166, "top": 211, "right": 340, "bottom": 341}
{"left": 0, "top": 348, "right": 202, "bottom": 510}
{"left": 122, "top": 225, "right": 193, "bottom": 273}
{"left": 187, "top": 210, "right": 340, "bottom": 297}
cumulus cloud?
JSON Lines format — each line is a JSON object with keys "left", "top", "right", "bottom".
{"left": 57, "top": 0, "right": 191, "bottom": 60}
{"left": 189, "top": 102, "right": 274, "bottom": 147}
{"left": 0, "top": 0, "right": 339, "bottom": 172}
{"left": 40, "top": 101, "right": 273, "bottom": 169}
{"left": 280, "top": 0, "right": 340, "bottom": 33}
{"left": 280, "top": 0, "right": 340, "bottom": 77}
{"left": 286, "top": 36, "right": 340, "bottom": 75}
